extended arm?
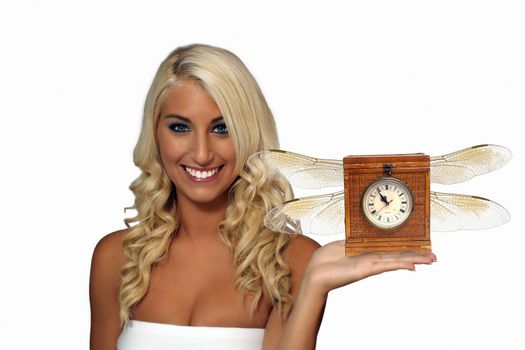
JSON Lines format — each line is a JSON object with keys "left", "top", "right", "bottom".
{"left": 266, "top": 239, "right": 436, "bottom": 350}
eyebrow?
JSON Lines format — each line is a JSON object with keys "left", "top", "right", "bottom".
{"left": 161, "top": 113, "right": 224, "bottom": 124}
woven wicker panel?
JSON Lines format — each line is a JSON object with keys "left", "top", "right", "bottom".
{"left": 345, "top": 171, "right": 428, "bottom": 240}
{"left": 345, "top": 171, "right": 429, "bottom": 241}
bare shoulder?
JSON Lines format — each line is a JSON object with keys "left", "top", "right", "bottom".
{"left": 283, "top": 234, "right": 321, "bottom": 266}
{"left": 91, "top": 228, "right": 128, "bottom": 266}
{"left": 90, "top": 228, "right": 129, "bottom": 301}
{"left": 89, "top": 228, "right": 129, "bottom": 349}
{"left": 90, "top": 228, "right": 128, "bottom": 297}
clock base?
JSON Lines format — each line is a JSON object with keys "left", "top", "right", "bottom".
{"left": 345, "top": 240, "right": 432, "bottom": 256}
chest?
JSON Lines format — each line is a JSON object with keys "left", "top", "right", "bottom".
{"left": 131, "top": 243, "right": 272, "bottom": 328}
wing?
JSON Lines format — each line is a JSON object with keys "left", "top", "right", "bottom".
{"left": 247, "top": 150, "right": 343, "bottom": 188}
{"left": 264, "top": 191, "right": 345, "bottom": 235}
{"left": 430, "top": 191, "right": 510, "bottom": 231}
{"left": 430, "top": 144, "right": 512, "bottom": 184}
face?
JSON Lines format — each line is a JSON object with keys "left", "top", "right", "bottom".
{"left": 156, "top": 81, "right": 237, "bottom": 207}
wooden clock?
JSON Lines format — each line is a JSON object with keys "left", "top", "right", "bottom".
{"left": 343, "top": 153, "right": 431, "bottom": 256}
{"left": 248, "top": 145, "right": 510, "bottom": 255}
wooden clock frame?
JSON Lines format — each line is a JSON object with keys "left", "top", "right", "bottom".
{"left": 343, "top": 153, "right": 432, "bottom": 256}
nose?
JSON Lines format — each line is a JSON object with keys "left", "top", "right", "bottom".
{"left": 191, "top": 132, "right": 214, "bottom": 166}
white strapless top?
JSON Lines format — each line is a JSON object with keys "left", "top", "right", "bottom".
{"left": 117, "top": 320, "right": 265, "bottom": 350}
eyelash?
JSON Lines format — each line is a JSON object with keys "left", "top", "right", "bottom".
{"left": 168, "top": 123, "right": 190, "bottom": 133}
{"left": 212, "top": 123, "right": 228, "bottom": 135}
{"left": 167, "top": 123, "right": 228, "bottom": 135}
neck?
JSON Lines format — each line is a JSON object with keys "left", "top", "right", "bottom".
{"left": 175, "top": 192, "right": 229, "bottom": 243}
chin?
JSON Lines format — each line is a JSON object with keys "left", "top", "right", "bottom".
{"left": 181, "top": 188, "right": 230, "bottom": 206}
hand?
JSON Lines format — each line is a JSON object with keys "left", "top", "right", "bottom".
{"left": 375, "top": 199, "right": 393, "bottom": 215}
{"left": 303, "top": 240, "right": 436, "bottom": 295}
{"left": 377, "top": 189, "right": 389, "bottom": 205}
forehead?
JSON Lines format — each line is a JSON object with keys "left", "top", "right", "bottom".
{"left": 159, "top": 81, "right": 221, "bottom": 120}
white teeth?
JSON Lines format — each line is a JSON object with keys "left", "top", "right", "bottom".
{"left": 184, "top": 166, "right": 220, "bottom": 179}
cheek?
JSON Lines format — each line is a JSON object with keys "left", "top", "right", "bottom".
{"left": 219, "top": 145, "right": 237, "bottom": 172}
{"left": 217, "top": 139, "right": 237, "bottom": 162}
{"left": 157, "top": 142, "right": 183, "bottom": 187}
{"left": 157, "top": 129, "right": 182, "bottom": 166}
{"left": 225, "top": 146, "right": 237, "bottom": 162}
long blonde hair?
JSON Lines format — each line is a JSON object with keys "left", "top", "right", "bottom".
{"left": 119, "top": 44, "right": 294, "bottom": 325}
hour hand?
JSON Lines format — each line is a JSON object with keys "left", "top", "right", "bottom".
{"left": 377, "top": 189, "right": 388, "bottom": 204}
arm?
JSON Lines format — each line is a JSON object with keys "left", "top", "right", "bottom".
{"left": 265, "top": 239, "right": 437, "bottom": 350}
{"left": 262, "top": 235, "right": 325, "bottom": 350}
{"left": 89, "top": 229, "right": 127, "bottom": 350}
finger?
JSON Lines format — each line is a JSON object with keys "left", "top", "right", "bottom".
{"left": 372, "top": 252, "right": 436, "bottom": 262}
{"left": 399, "top": 250, "right": 437, "bottom": 261}
{"left": 362, "top": 252, "right": 437, "bottom": 263}
{"left": 370, "top": 260, "right": 419, "bottom": 274}
{"left": 382, "top": 255, "right": 436, "bottom": 265}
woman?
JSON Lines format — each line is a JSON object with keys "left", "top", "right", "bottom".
{"left": 89, "top": 43, "right": 436, "bottom": 350}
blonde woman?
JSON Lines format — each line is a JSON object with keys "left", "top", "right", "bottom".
{"left": 89, "top": 44, "right": 436, "bottom": 350}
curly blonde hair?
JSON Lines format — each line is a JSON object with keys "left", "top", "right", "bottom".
{"left": 119, "top": 44, "right": 295, "bottom": 326}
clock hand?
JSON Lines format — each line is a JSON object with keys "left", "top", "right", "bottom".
{"left": 377, "top": 189, "right": 389, "bottom": 204}
{"left": 376, "top": 204, "right": 388, "bottom": 215}
{"left": 382, "top": 195, "right": 391, "bottom": 205}
{"left": 376, "top": 199, "right": 393, "bottom": 214}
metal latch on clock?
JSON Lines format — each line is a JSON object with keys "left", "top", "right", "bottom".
{"left": 383, "top": 163, "right": 393, "bottom": 176}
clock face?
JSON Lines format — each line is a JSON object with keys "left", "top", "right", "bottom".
{"left": 361, "top": 177, "right": 413, "bottom": 229}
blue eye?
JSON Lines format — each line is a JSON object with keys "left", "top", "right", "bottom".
{"left": 168, "top": 123, "right": 190, "bottom": 133}
{"left": 213, "top": 123, "right": 228, "bottom": 135}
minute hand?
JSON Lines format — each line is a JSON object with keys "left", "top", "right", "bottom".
{"left": 376, "top": 199, "right": 394, "bottom": 214}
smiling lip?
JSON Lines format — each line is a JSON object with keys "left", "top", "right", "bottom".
{"left": 182, "top": 165, "right": 223, "bottom": 182}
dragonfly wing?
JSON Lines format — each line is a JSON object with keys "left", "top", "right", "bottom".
{"left": 430, "top": 191, "right": 510, "bottom": 231}
{"left": 247, "top": 150, "right": 343, "bottom": 188}
{"left": 430, "top": 144, "right": 512, "bottom": 184}
{"left": 264, "top": 191, "right": 345, "bottom": 235}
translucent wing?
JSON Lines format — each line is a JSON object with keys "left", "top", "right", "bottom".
{"left": 252, "top": 146, "right": 512, "bottom": 234}
{"left": 265, "top": 190, "right": 510, "bottom": 234}
{"left": 264, "top": 191, "right": 345, "bottom": 235}
{"left": 430, "top": 191, "right": 510, "bottom": 231}
{"left": 430, "top": 144, "right": 512, "bottom": 184}
{"left": 247, "top": 150, "right": 343, "bottom": 188}
{"left": 248, "top": 144, "right": 512, "bottom": 188}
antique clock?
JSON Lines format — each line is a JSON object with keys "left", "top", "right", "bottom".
{"left": 343, "top": 153, "right": 431, "bottom": 256}
{"left": 248, "top": 145, "right": 510, "bottom": 256}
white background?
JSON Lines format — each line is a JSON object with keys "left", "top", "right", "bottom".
{"left": 1, "top": 1, "right": 523, "bottom": 349}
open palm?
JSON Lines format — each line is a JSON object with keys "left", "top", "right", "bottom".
{"left": 305, "top": 240, "right": 436, "bottom": 295}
